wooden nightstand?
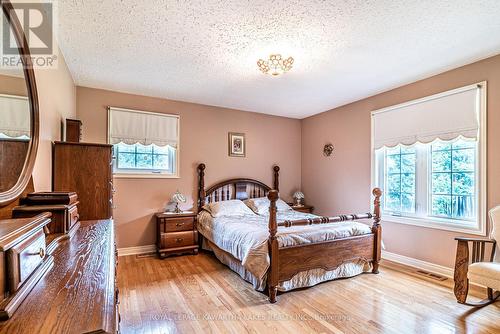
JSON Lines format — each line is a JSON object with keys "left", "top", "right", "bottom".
{"left": 155, "top": 212, "right": 199, "bottom": 258}
{"left": 287, "top": 203, "right": 314, "bottom": 214}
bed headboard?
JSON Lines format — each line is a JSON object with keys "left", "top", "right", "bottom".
{"left": 197, "top": 163, "right": 280, "bottom": 211}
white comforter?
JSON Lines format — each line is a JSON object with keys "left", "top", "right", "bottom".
{"left": 197, "top": 210, "right": 372, "bottom": 281}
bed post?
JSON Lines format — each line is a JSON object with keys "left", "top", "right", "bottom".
{"left": 267, "top": 190, "right": 279, "bottom": 303}
{"left": 273, "top": 166, "right": 280, "bottom": 192}
{"left": 197, "top": 163, "right": 206, "bottom": 212}
{"left": 371, "top": 188, "right": 382, "bottom": 274}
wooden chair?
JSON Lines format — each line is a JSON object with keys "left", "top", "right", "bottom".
{"left": 453, "top": 206, "right": 500, "bottom": 306}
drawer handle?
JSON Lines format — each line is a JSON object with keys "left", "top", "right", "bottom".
{"left": 175, "top": 223, "right": 184, "bottom": 227}
{"left": 30, "top": 248, "right": 45, "bottom": 258}
{"left": 175, "top": 238, "right": 183, "bottom": 243}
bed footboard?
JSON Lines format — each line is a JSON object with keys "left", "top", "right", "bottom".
{"left": 266, "top": 188, "right": 382, "bottom": 303}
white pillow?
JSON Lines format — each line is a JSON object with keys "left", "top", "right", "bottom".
{"left": 203, "top": 199, "right": 255, "bottom": 218}
{"left": 244, "top": 197, "right": 293, "bottom": 215}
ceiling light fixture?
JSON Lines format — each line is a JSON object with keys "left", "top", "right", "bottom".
{"left": 257, "top": 54, "right": 294, "bottom": 76}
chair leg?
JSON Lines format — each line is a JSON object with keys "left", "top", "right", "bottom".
{"left": 464, "top": 291, "right": 500, "bottom": 307}
{"left": 488, "top": 287, "right": 494, "bottom": 300}
{"left": 463, "top": 289, "right": 500, "bottom": 307}
{"left": 454, "top": 241, "right": 469, "bottom": 303}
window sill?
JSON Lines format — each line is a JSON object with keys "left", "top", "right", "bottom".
{"left": 381, "top": 214, "right": 486, "bottom": 236}
{"left": 113, "top": 173, "right": 180, "bottom": 179}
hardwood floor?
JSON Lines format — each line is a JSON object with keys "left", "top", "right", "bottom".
{"left": 118, "top": 252, "right": 500, "bottom": 334}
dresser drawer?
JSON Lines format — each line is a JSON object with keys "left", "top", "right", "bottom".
{"left": 7, "top": 229, "right": 46, "bottom": 292}
{"left": 161, "top": 231, "right": 198, "bottom": 249}
{"left": 67, "top": 205, "right": 79, "bottom": 231}
{"left": 163, "top": 217, "right": 194, "bottom": 232}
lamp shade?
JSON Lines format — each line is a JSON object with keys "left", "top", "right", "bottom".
{"left": 293, "top": 191, "right": 304, "bottom": 200}
{"left": 172, "top": 190, "right": 186, "bottom": 204}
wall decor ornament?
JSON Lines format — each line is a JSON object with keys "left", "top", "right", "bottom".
{"left": 228, "top": 132, "right": 246, "bottom": 157}
{"left": 323, "top": 143, "right": 334, "bottom": 157}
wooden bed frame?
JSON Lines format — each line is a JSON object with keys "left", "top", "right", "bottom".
{"left": 197, "top": 163, "right": 382, "bottom": 303}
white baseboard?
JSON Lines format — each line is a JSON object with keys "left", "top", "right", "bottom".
{"left": 382, "top": 250, "right": 454, "bottom": 278}
{"left": 118, "top": 244, "right": 156, "bottom": 257}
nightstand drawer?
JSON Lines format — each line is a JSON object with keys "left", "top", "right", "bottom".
{"left": 161, "top": 231, "right": 198, "bottom": 249}
{"left": 164, "top": 217, "right": 194, "bottom": 232}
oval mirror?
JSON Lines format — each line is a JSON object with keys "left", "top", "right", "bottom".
{"left": 0, "top": 1, "right": 39, "bottom": 206}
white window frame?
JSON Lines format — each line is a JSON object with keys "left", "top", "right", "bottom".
{"left": 371, "top": 82, "right": 487, "bottom": 236}
{"left": 107, "top": 107, "right": 180, "bottom": 179}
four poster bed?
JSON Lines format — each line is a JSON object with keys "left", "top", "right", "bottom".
{"left": 196, "top": 163, "right": 382, "bottom": 303}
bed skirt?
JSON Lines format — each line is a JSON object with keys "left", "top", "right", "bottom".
{"left": 202, "top": 238, "right": 372, "bottom": 292}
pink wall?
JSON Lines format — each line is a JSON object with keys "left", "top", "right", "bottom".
{"left": 33, "top": 47, "right": 77, "bottom": 191}
{"left": 76, "top": 87, "right": 302, "bottom": 248}
{"left": 302, "top": 54, "right": 500, "bottom": 268}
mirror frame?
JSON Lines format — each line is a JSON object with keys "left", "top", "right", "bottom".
{"left": 0, "top": 0, "right": 40, "bottom": 206}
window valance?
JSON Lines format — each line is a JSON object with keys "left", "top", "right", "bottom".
{"left": 372, "top": 84, "right": 483, "bottom": 149}
{"left": 0, "top": 94, "right": 30, "bottom": 138}
{"left": 108, "top": 107, "right": 179, "bottom": 148}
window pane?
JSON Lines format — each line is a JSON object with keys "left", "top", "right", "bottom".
{"left": 401, "top": 154, "right": 415, "bottom": 173}
{"left": 400, "top": 146, "right": 415, "bottom": 155}
{"left": 452, "top": 196, "right": 475, "bottom": 219}
{"left": 117, "top": 142, "right": 135, "bottom": 153}
{"left": 387, "top": 174, "right": 401, "bottom": 194}
{"left": 452, "top": 149, "right": 474, "bottom": 172}
{"left": 386, "top": 146, "right": 400, "bottom": 155}
{"left": 432, "top": 150, "right": 451, "bottom": 172}
{"left": 453, "top": 139, "right": 476, "bottom": 149}
{"left": 401, "top": 193, "right": 415, "bottom": 213}
{"left": 136, "top": 144, "right": 153, "bottom": 154}
{"left": 153, "top": 154, "right": 169, "bottom": 169}
{"left": 401, "top": 173, "right": 415, "bottom": 194}
{"left": 386, "top": 155, "right": 401, "bottom": 174}
{"left": 452, "top": 172, "right": 474, "bottom": 195}
{"left": 383, "top": 145, "right": 415, "bottom": 214}
{"left": 153, "top": 144, "right": 170, "bottom": 154}
{"left": 136, "top": 154, "right": 153, "bottom": 168}
{"left": 432, "top": 195, "right": 452, "bottom": 217}
{"left": 117, "top": 152, "right": 135, "bottom": 168}
{"left": 432, "top": 141, "right": 452, "bottom": 151}
{"left": 432, "top": 173, "right": 451, "bottom": 194}
{"left": 386, "top": 192, "right": 400, "bottom": 211}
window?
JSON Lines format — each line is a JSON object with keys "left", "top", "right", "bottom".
{"left": 372, "top": 83, "right": 486, "bottom": 235}
{"left": 107, "top": 107, "right": 179, "bottom": 178}
{"left": 115, "top": 143, "right": 175, "bottom": 173}
{"left": 376, "top": 139, "right": 478, "bottom": 224}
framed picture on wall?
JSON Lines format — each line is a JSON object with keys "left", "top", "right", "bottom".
{"left": 228, "top": 132, "right": 246, "bottom": 157}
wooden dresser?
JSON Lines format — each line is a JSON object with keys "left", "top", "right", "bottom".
{"left": 0, "top": 219, "right": 119, "bottom": 333}
{"left": 52, "top": 142, "right": 114, "bottom": 220}
{"left": 155, "top": 212, "right": 198, "bottom": 258}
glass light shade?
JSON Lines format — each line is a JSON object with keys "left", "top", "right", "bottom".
{"left": 293, "top": 191, "right": 304, "bottom": 200}
{"left": 172, "top": 190, "right": 186, "bottom": 213}
{"left": 257, "top": 54, "right": 294, "bottom": 76}
{"left": 172, "top": 190, "right": 186, "bottom": 204}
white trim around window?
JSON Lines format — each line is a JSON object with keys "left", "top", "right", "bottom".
{"left": 371, "top": 82, "right": 487, "bottom": 236}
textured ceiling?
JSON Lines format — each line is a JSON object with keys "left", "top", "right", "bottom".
{"left": 57, "top": 0, "right": 500, "bottom": 119}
